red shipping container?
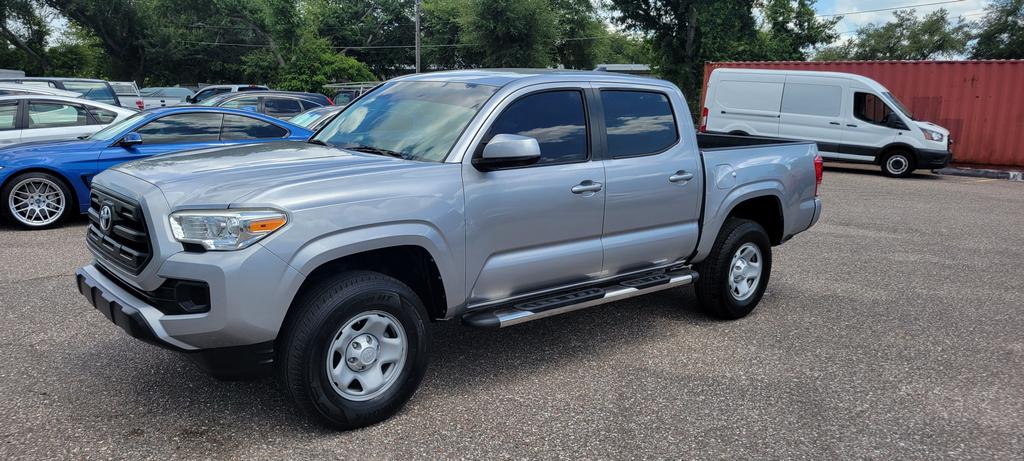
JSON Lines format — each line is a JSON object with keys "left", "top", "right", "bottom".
{"left": 702, "top": 60, "right": 1024, "bottom": 168}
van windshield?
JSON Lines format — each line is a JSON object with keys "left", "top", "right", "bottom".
{"left": 883, "top": 92, "right": 915, "bottom": 120}
{"left": 312, "top": 81, "right": 498, "bottom": 162}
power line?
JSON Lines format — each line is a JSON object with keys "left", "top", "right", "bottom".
{"left": 817, "top": 0, "right": 966, "bottom": 18}
{"left": 174, "top": 40, "right": 476, "bottom": 50}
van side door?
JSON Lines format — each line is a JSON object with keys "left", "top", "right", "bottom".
{"left": 778, "top": 76, "right": 847, "bottom": 156}
{"left": 841, "top": 89, "right": 902, "bottom": 160}
{"left": 593, "top": 83, "right": 703, "bottom": 275}
{"left": 462, "top": 83, "right": 606, "bottom": 305}
{"left": 706, "top": 72, "right": 783, "bottom": 136}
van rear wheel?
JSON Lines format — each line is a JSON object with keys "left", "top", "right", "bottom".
{"left": 881, "top": 151, "right": 914, "bottom": 178}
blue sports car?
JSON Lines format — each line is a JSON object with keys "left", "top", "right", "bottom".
{"left": 0, "top": 106, "right": 312, "bottom": 228}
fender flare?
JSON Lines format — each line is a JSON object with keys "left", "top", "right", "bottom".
{"left": 692, "top": 180, "right": 786, "bottom": 264}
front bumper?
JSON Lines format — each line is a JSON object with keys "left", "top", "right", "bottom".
{"left": 917, "top": 148, "right": 952, "bottom": 169}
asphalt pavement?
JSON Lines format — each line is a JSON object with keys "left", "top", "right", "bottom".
{"left": 1, "top": 165, "right": 1022, "bottom": 459}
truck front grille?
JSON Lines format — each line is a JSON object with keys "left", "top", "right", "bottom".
{"left": 86, "top": 187, "right": 152, "bottom": 275}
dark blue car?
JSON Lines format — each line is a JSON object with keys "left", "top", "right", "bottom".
{"left": 0, "top": 106, "right": 312, "bottom": 228}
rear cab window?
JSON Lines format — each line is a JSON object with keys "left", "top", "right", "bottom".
{"left": 601, "top": 90, "right": 678, "bottom": 157}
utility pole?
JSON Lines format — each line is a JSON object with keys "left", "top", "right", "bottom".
{"left": 414, "top": 0, "right": 422, "bottom": 73}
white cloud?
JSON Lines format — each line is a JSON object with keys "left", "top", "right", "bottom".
{"left": 828, "top": 0, "right": 991, "bottom": 43}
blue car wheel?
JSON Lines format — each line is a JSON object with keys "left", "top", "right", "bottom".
{"left": 2, "top": 172, "right": 72, "bottom": 229}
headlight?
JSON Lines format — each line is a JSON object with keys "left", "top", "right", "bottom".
{"left": 921, "top": 128, "right": 944, "bottom": 142}
{"left": 169, "top": 209, "right": 287, "bottom": 251}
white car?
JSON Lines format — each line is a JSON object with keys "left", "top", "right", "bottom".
{"left": 187, "top": 84, "right": 269, "bottom": 104}
{"left": 702, "top": 68, "right": 952, "bottom": 177}
{"left": 0, "top": 95, "right": 137, "bottom": 145}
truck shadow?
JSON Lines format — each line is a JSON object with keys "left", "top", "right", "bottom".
{"left": 823, "top": 165, "right": 942, "bottom": 180}
{"left": 67, "top": 287, "right": 718, "bottom": 438}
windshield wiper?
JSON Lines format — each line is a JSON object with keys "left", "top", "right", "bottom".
{"left": 342, "top": 144, "right": 408, "bottom": 159}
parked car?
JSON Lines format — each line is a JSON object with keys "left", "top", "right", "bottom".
{"left": 0, "top": 77, "right": 122, "bottom": 107}
{"left": 0, "top": 106, "right": 312, "bottom": 228}
{"left": 139, "top": 87, "right": 194, "bottom": 108}
{"left": 199, "top": 91, "right": 332, "bottom": 120}
{"left": 289, "top": 105, "right": 344, "bottom": 131}
{"left": 110, "top": 81, "right": 145, "bottom": 110}
{"left": 324, "top": 82, "right": 377, "bottom": 106}
{"left": 73, "top": 70, "right": 822, "bottom": 430}
{"left": 0, "top": 95, "right": 136, "bottom": 146}
{"left": 0, "top": 83, "right": 82, "bottom": 98}
{"left": 186, "top": 84, "right": 269, "bottom": 104}
{"left": 702, "top": 68, "right": 952, "bottom": 178}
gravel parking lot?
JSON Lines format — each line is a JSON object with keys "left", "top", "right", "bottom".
{"left": 1, "top": 166, "right": 1022, "bottom": 460}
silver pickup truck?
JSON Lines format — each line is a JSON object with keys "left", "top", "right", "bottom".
{"left": 75, "top": 70, "right": 822, "bottom": 430}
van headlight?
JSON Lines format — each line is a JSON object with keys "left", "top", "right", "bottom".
{"left": 169, "top": 209, "right": 287, "bottom": 250}
{"left": 921, "top": 128, "right": 944, "bottom": 142}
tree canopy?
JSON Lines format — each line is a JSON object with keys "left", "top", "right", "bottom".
{"left": 972, "top": 0, "right": 1024, "bottom": 59}
{"left": 815, "top": 9, "right": 971, "bottom": 61}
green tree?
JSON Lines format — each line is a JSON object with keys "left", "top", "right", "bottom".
{"left": 421, "top": 0, "right": 480, "bottom": 70}
{"left": 45, "top": 0, "right": 149, "bottom": 82}
{"left": 462, "top": 0, "right": 558, "bottom": 67}
{"left": 550, "top": 0, "right": 605, "bottom": 69}
{"left": 972, "top": 0, "right": 1024, "bottom": 59}
{"left": 757, "top": 0, "right": 840, "bottom": 60}
{"left": 0, "top": 0, "right": 52, "bottom": 74}
{"left": 309, "top": 0, "right": 415, "bottom": 78}
{"left": 815, "top": 8, "right": 971, "bottom": 60}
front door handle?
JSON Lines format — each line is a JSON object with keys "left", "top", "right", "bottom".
{"left": 669, "top": 171, "right": 695, "bottom": 183}
{"left": 847, "top": 123, "right": 858, "bottom": 128}
{"left": 571, "top": 180, "right": 603, "bottom": 194}
{"left": 829, "top": 121, "right": 841, "bottom": 125}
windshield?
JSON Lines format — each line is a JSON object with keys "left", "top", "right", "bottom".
{"left": 88, "top": 112, "right": 146, "bottom": 141}
{"left": 62, "top": 81, "right": 118, "bottom": 105}
{"left": 883, "top": 92, "right": 914, "bottom": 120}
{"left": 290, "top": 109, "right": 327, "bottom": 128}
{"left": 313, "top": 81, "right": 498, "bottom": 162}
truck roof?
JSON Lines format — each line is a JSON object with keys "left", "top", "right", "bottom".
{"left": 394, "top": 69, "right": 674, "bottom": 89}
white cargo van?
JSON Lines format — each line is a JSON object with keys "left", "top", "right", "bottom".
{"left": 702, "top": 68, "right": 952, "bottom": 177}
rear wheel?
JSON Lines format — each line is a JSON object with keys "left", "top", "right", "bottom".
{"left": 276, "top": 271, "right": 430, "bottom": 430}
{"left": 881, "top": 150, "right": 914, "bottom": 178}
{"left": 695, "top": 218, "right": 773, "bottom": 319}
{"left": 2, "top": 172, "right": 72, "bottom": 229}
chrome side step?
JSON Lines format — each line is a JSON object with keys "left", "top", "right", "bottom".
{"left": 462, "top": 269, "right": 698, "bottom": 329}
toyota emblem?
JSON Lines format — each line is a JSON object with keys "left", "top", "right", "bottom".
{"left": 99, "top": 205, "right": 113, "bottom": 232}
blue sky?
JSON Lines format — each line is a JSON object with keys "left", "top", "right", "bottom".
{"left": 813, "top": 0, "right": 992, "bottom": 43}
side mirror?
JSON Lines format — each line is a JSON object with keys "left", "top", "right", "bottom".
{"left": 886, "top": 116, "right": 908, "bottom": 130}
{"left": 184, "top": 95, "right": 194, "bottom": 104}
{"left": 120, "top": 132, "right": 143, "bottom": 147}
{"left": 473, "top": 134, "right": 541, "bottom": 171}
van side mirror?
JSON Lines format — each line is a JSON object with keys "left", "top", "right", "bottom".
{"left": 887, "top": 117, "right": 908, "bottom": 130}
{"left": 120, "top": 132, "right": 143, "bottom": 147}
{"left": 473, "top": 134, "right": 542, "bottom": 171}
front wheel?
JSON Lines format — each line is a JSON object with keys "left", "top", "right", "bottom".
{"left": 2, "top": 172, "right": 73, "bottom": 229}
{"left": 881, "top": 151, "right": 915, "bottom": 178}
{"left": 695, "top": 218, "right": 773, "bottom": 319}
{"left": 276, "top": 271, "right": 430, "bottom": 430}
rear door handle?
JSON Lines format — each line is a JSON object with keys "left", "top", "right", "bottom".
{"left": 847, "top": 124, "right": 858, "bottom": 128}
{"left": 571, "top": 180, "right": 602, "bottom": 194}
{"left": 669, "top": 171, "right": 695, "bottom": 183}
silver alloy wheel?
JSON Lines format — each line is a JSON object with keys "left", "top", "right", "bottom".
{"left": 728, "top": 242, "right": 763, "bottom": 302}
{"left": 326, "top": 310, "right": 408, "bottom": 402}
{"left": 8, "top": 177, "right": 65, "bottom": 227}
{"left": 886, "top": 154, "right": 910, "bottom": 175}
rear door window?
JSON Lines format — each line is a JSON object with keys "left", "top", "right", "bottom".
{"left": 86, "top": 106, "right": 118, "bottom": 124}
{"left": 484, "top": 90, "right": 589, "bottom": 165}
{"left": 221, "top": 115, "right": 288, "bottom": 140}
{"left": 27, "top": 101, "right": 90, "bottom": 129}
{"left": 0, "top": 101, "right": 18, "bottom": 130}
{"left": 264, "top": 98, "right": 304, "bottom": 118}
{"left": 601, "top": 90, "right": 678, "bottom": 157}
{"left": 135, "top": 113, "right": 223, "bottom": 144}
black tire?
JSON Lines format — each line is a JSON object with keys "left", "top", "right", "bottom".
{"left": 1, "top": 171, "right": 74, "bottom": 229}
{"left": 276, "top": 270, "right": 430, "bottom": 430}
{"left": 881, "top": 150, "right": 915, "bottom": 178}
{"left": 694, "top": 218, "right": 773, "bottom": 320}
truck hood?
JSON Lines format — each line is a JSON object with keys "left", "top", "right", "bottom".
{"left": 111, "top": 141, "right": 424, "bottom": 208}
